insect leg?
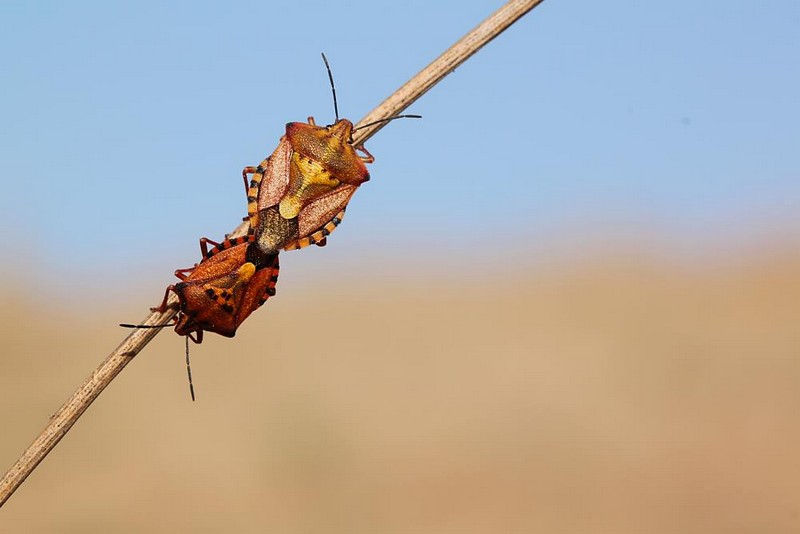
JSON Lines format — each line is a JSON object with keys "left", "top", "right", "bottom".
{"left": 151, "top": 285, "right": 179, "bottom": 312}
{"left": 356, "top": 145, "right": 375, "bottom": 164}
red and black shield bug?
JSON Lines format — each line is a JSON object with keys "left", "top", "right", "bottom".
{"left": 122, "top": 236, "right": 278, "bottom": 342}
{"left": 148, "top": 236, "right": 279, "bottom": 343}
{"left": 242, "top": 54, "right": 420, "bottom": 255}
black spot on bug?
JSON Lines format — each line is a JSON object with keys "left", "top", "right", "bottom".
{"left": 266, "top": 288, "right": 276, "bottom": 296}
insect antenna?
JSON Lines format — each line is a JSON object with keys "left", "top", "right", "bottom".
{"left": 353, "top": 114, "right": 422, "bottom": 132}
{"left": 120, "top": 323, "right": 196, "bottom": 401}
{"left": 185, "top": 336, "right": 196, "bottom": 402}
{"left": 321, "top": 52, "right": 339, "bottom": 122}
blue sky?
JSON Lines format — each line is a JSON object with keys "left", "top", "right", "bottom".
{"left": 1, "top": 1, "right": 798, "bottom": 293}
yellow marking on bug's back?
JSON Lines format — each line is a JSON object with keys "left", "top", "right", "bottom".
{"left": 278, "top": 196, "right": 303, "bottom": 220}
{"left": 237, "top": 262, "right": 256, "bottom": 281}
{"left": 321, "top": 135, "right": 337, "bottom": 158}
{"left": 279, "top": 153, "right": 340, "bottom": 219}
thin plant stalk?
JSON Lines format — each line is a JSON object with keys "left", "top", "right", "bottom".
{"left": 0, "top": 0, "right": 545, "bottom": 507}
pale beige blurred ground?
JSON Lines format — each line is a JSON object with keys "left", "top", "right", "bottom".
{"left": 1, "top": 246, "right": 799, "bottom": 533}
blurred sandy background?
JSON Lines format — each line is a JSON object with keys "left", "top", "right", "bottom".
{"left": 2, "top": 239, "right": 799, "bottom": 532}
{"left": 2, "top": 2, "right": 800, "bottom": 531}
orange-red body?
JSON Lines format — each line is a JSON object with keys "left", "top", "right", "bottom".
{"left": 154, "top": 237, "right": 279, "bottom": 343}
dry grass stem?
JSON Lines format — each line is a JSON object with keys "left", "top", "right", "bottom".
{"left": 354, "top": 0, "right": 546, "bottom": 146}
{"left": 0, "top": 0, "right": 545, "bottom": 507}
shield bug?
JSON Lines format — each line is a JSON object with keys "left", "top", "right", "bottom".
{"left": 158, "top": 237, "right": 279, "bottom": 343}
{"left": 242, "top": 54, "right": 419, "bottom": 255}
{"left": 122, "top": 235, "right": 279, "bottom": 343}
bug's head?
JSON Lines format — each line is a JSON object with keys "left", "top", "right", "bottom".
{"left": 328, "top": 118, "right": 355, "bottom": 143}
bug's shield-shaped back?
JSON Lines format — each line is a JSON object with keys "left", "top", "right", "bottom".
{"left": 172, "top": 243, "right": 279, "bottom": 339}
{"left": 250, "top": 119, "right": 371, "bottom": 255}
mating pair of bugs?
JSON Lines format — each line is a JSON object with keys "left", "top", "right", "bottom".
{"left": 148, "top": 112, "right": 371, "bottom": 343}
{"left": 123, "top": 56, "right": 416, "bottom": 396}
